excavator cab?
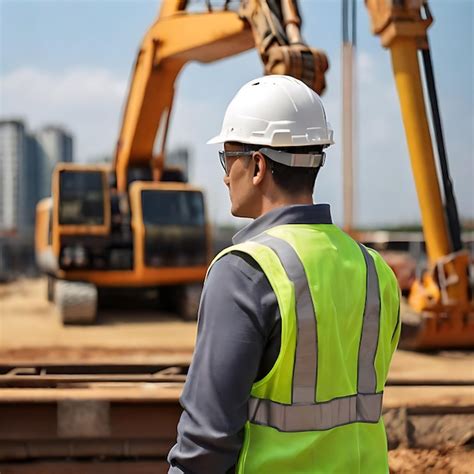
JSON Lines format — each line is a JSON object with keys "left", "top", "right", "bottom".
{"left": 58, "top": 171, "right": 105, "bottom": 227}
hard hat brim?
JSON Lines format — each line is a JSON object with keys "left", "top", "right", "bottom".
{"left": 206, "top": 134, "right": 225, "bottom": 145}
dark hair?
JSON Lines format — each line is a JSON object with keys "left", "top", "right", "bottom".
{"left": 244, "top": 143, "right": 324, "bottom": 195}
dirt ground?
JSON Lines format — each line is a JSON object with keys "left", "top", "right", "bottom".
{"left": 389, "top": 447, "right": 473, "bottom": 473}
{"left": 0, "top": 278, "right": 196, "bottom": 362}
{"left": 1, "top": 278, "right": 473, "bottom": 473}
{"left": 2, "top": 278, "right": 474, "bottom": 370}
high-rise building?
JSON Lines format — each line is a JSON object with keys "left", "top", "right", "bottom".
{"left": 0, "top": 120, "right": 74, "bottom": 236}
{"left": 35, "top": 126, "right": 73, "bottom": 199}
{"left": 21, "top": 134, "right": 42, "bottom": 231}
{"left": 0, "top": 120, "right": 74, "bottom": 275}
{"left": 0, "top": 120, "right": 25, "bottom": 235}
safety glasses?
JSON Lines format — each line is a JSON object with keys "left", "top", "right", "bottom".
{"left": 218, "top": 150, "right": 254, "bottom": 176}
{"left": 218, "top": 147, "right": 325, "bottom": 175}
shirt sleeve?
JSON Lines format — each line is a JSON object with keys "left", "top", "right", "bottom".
{"left": 167, "top": 252, "right": 279, "bottom": 474}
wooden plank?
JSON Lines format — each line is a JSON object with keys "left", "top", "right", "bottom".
{"left": 0, "top": 440, "right": 173, "bottom": 459}
{"left": 0, "top": 401, "right": 181, "bottom": 440}
{"left": 0, "top": 461, "right": 169, "bottom": 474}
{"left": 0, "top": 384, "right": 183, "bottom": 402}
{"left": 0, "top": 351, "right": 193, "bottom": 366}
{"left": 388, "top": 350, "right": 474, "bottom": 384}
{"left": 384, "top": 386, "right": 474, "bottom": 410}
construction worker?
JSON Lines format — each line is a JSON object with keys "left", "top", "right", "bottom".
{"left": 168, "top": 75, "right": 400, "bottom": 473}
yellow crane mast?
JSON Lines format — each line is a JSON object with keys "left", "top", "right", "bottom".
{"left": 366, "top": 0, "right": 473, "bottom": 348}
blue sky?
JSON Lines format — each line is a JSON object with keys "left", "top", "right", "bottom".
{"left": 1, "top": 0, "right": 472, "bottom": 227}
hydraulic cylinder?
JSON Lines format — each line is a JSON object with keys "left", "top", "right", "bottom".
{"left": 389, "top": 37, "right": 451, "bottom": 264}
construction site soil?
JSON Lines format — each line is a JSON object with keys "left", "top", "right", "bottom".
{"left": 1, "top": 278, "right": 473, "bottom": 473}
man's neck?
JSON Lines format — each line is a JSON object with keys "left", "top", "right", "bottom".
{"left": 258, "top": 194, "right": 313, "bottom": 217}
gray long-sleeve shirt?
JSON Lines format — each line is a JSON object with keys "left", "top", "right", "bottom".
{"left": 168, "top": 204, "right": 333, "bottom": 474}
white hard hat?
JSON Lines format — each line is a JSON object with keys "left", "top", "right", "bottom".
{"left": 207, "top": 75, "right": 334, "bottom": 148}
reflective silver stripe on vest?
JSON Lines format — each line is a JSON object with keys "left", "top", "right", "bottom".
{"left": 252, "top": 234, "right": 318, "bottom": 403}
{"left": 248, "top": 392, "right": 383, "bottom": 432}
{"left": 357, "top": 244, "right": 381, "bottom": 394}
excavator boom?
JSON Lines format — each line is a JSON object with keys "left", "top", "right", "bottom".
{"left": 113, "top": 0, "right": 329, "bottom": 192}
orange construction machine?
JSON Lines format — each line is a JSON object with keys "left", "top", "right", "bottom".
{"left": 35, "top": 0, "right": 329, "bottom": 324}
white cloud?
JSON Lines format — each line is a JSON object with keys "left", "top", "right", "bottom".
{"left": 0, "top": 67, "right": 127, "bottom": 161}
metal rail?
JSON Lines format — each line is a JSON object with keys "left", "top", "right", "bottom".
{"left": 0, "top": 364, "right": 188, "bottom": 387}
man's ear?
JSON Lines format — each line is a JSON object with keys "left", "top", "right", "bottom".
{"left": 252, "top": 152, "right": 267, "bottom": 185}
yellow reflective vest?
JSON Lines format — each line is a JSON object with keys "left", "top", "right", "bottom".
{"left": 210, "top": 223, "right": 400, "bottom": 473}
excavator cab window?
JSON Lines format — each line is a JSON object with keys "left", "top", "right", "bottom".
{"left": 141, "top": 189, "right": 207, "bottom": 268}
{"left": 58, "top": 171, "right": 105, "bottom": 226}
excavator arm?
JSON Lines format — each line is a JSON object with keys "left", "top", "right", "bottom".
{"left": 113, "top": 0, "right": 329, "bottom": 192}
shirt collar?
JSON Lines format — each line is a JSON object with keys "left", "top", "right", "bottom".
{"left": 232, "top": 204, "right": 333, "bottom": 244}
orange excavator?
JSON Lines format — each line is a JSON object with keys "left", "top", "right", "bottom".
{"left": 35, "top": 0, "right": 473, "bottom": 349}
{"left": 35, "top": 0, "right": 329, "bottom": 324}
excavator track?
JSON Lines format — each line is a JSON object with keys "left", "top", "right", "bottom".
{"left": 55, "top": 281, "right": 98, "bottom": 325}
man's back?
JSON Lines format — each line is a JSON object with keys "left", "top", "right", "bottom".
{"left": 169, "top": 205, "right": 400, "bottom": 473}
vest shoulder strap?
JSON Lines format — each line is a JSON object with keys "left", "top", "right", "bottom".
{"left": 207, "top": 241, "right": 263, "bottom": 279}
